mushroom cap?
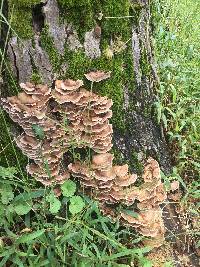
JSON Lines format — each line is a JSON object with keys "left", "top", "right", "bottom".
{"left": 113, "top": 164, "right": 129, "bottom": 177}
{"left": 92, "top": 153, "right": 113, "bottom": 168}
{"left": 84, "top": 71, "right": 111, "bottom": 82}
{"left": 16, "top": 134, "right": 40, "bottom": 148}
{"left": 170, "top": 181, "right": 179, "bottom": 191}
{"left": 109, "top": 189, "right": 126, "bottom": 202}
{"left": 142, "top": 157, "right": 161, "bottom": 183}
{"left": 115, "top": 173, "right": 138, "bottom": 187}
{"left": 55, "top": 79, "right": 83, "bottom": 91}
{"left": 26, "top": 162, "right": 60, "bottom": 180}
{"left": 20, "top": 82, "right": 35, "bottom": 92}
{"left": 20, "top": 83, "right": 51, "bottom": 96}
{"left": 68, "top": 162, "right": 93, "bottom": 178}
{"left": 93, "top": 169, "right": 116, "bottom": 182}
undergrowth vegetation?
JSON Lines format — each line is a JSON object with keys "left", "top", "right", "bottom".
{"left": 0, "top": 166, "right": 152, "bottom": 266}
{"left": 153, "top": 0, "right": 200, "bottom": 211}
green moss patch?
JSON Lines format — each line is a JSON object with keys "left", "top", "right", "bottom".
{"left": 63, "top": 41, "right": 134, "bottom": 133}
{"left": 59, "top": 0, "right": 132, "bottom": 41}
{"left": 40, "top": 26, "right": 61, "bottom": 73}
{"left": 8, "top": 0, "right": 40, "bottom": 39}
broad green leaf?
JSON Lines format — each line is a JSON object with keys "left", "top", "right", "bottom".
{"left": 0, "top": 184, "right": 14, "bottom": 204}
{"left": 0, "top": 166, "right": 17, "bottom": 179}
{"left": 61, "top": 180, "right": 76, "bottom": 197}
{"left": 46, "top": 193, "right": 61, "bottom": 214}
{"left": 14, "top": 201, "right": 32, "bottom": 215}
{"left": 16, "top": 229, "right": 45, "bottom": 244}
{"left": 69, "top": 196, "right": 85, "bottom": 215}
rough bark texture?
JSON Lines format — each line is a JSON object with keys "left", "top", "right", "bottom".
{"left": 2, "top": 0, "right": 172, "bottom": 173}
{"left": 0, "top": 0, "right": 198, "bottom": 265}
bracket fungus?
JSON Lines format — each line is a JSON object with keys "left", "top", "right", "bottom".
{"left": 84, "top": 70, "right": 111, "bottom": 82}
{"left": 1, "top": 71, "right": 170, "bottom": 247}
{"left": 1, "top": 71, "right": 112, "bottom": 185}
{"left": 69, "top": 154, "right": 167, "bottom": 247}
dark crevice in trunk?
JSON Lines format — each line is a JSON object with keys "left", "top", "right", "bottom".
{"left": 32, "top": 3, "right": 45, "bottom": 34}
{"left": 10, "top": 43, "right": 19, "bottom": 81}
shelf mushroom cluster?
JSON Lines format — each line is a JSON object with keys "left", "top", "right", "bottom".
{"left": 53, "top": 79, "right": 113, "bottom": 153}
{"left": 1, "top": 71, "right": 168, "bottom": 247}
{"left": 1, "top": 83, "right": 70, "bottom": 185}
{"left": 1, "top": 71, "right": 113, "bottom": 185}
{"left": 69, "top": 154, "right": 167, "bottom": 247}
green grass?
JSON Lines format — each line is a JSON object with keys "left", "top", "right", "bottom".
{"left": 152, "top": 1, "right": 200, "bottom": 254}
{"left": 0, "top": 166, "right": 152, "bottom": 266}
{"left": 153, "top": 0, "right": 200, "bottom": 200}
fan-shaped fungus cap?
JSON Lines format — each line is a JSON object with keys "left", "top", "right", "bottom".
{"left": 84, "top": 71, "right": 111, "bottom": 82}
{"left": 2, "top": 84, "right": 51, "bottom": 120}
{"left": 120, "top": 206, "right": 165, "bottom": 246}
{"left": 93, "top": 169, "right": 116, "bottom": 182}
{"left": 15, "top": 134, "right": 41, "bottom": 160}
{"left": 115, "top": 174, "right": 138, "bottom": 187}
{"left": 27, "top": 162, "right": 60, "bottom": 177}
{"left": 142, "top": 157, "right": 161, "bottom": 183}
{"left": 92, "top": 153, "right": 114, "bottom": 168}
{"left": 20, "top": 83, "right": 51, "bottom": 96}
{"left": 170, "top": 181, "right": 179, "bottom": 191}
{"left": 55, "top": 79, "right": 83, "bottom": 92}
{"left": 113, "top": 164, "right": 129, "bottom": 177}
{"left": 68, "top": 162, "right": 93, "bottom": 178}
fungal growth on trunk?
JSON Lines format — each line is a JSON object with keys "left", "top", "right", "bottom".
{"left": 1, "top": 71, "right": 169, "bottom": 247}
{"left": 69, "top": 155, "right": 167, "bottom": 247}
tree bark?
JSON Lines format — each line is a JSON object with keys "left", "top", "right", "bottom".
{"left": 1, "top": 0, "right": 172, "bottom": 172}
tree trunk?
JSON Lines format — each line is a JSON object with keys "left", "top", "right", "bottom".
{"left": 1, "top": 0, "right": 172, "bottom": 172}
{"left": 0, "top": 0, "right": 198, "bottom": 265}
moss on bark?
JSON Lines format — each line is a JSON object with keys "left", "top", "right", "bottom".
{"left": 3, "top": 0, "right": 154, "bottom": 172}
{"left": 8, "top": 0, "right": 41, "bottom": 38}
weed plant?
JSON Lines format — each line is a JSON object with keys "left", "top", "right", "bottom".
{"left": 153, "top": 0, "right": 200, "bottom": 207}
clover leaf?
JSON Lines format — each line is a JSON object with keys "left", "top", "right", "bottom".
{"left": 69, "top": 196, "right": 85, "bottom": 215}
{"left": 46, "top": 192, "right": 61, "bottom": 214}
{"left": 61, "top": 180, "right": 76, "bottom": 197}
{"left": 14, "top": 201, "right": 32, "bottom": 215}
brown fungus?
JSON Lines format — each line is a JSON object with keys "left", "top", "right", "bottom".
{"left": 85, "top": 71, "right": 111, "bottom": 82}
{"left": 69, "top": 155, "right": 167, "bottom": 247}
{"left": 1, "top": 74, "right": 167, "bottom": 247}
